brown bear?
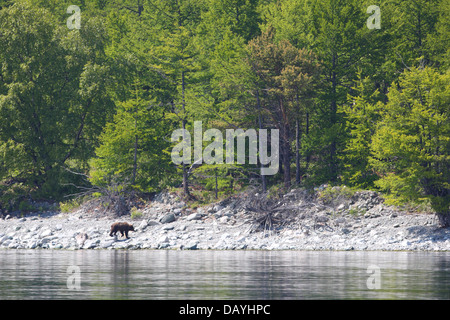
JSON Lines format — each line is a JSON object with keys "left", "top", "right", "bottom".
{"left": 109, "top": 222, "right": 135, "bottom": 239}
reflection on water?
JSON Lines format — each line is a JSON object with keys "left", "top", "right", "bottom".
{"left": 0, "top": 250, "right": 448, "bottom": 299}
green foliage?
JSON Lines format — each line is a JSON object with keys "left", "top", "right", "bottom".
{"left": 59, "top": 198, "right": 83, "bottom": 213}
{"left": 18, "top": 200, "right": 33, "bottom": 213}
{"left": 246, "top": 27, "right": 321, "bottom": 189}
{"left": 340, "top": 71, "right": 383, "bottom": 188}
{"left": 0, "top": 1, "right": 114, "bottom": 200}
{"left": 387, "top": 0, "right": 441, "bottom": 68}
{"left": 130, "top": 207, "right": 143, "bottom": 220}
{"left": 348, "top": 207, "right": 364, "bottom": 217}
{"left": 89, "top": 80, "right": 176, "bottom": 192}
{"left": 262, "top": 0, "right": 387, "bottom": 184}
{"left": 318, "top": 185, "right": 356, "bottom": 205}
{"left": 201, "top": 0, "right": 261, "bottom": 42}
{"left": 0, "top": 0, "right": 448, "bottom": 221}
{"left": 267, "top": 183, "right": 284, "bottom": 200}
{"left": 370, "top": 67, "right": 449, "bottom": 213}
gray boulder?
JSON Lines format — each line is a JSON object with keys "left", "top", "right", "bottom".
{"left": 182, "top": 240, "right": 198, "bottom": 250}
{"left": 160, "top": 213, "right": 176, "bottom": 224}
{"left": 186, "top": 212, "right": 203, "bottom": 221}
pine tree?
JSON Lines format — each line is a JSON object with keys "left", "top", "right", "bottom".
{"left": 262, "top": 0, "right": 388, "bottom": 185}
{"left": 89, "top": 80, "right": 175, "bottom": 192}
{"left": 247, "top": 28, "right": 320, "bottom": 190}
{"left": 340, "top": 71, "right": 383, "bottom": 189}
{"left": 388, "top": 0, "right": 441, "bottom": 68}
{"left": 201, "top": 0, "right": 261, "bottom": 43}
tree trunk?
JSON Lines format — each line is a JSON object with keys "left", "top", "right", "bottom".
{"left": 295, "top": 117, "right": 301, "bottom": 185}
{"left": 282, "top": 138, "right": 290, "bottom": 190}
{"left": 132, "top": 113, "right": 138, "bottom": 185}
{"left": 256, "top": 90, "right": 267, "bottom": 192}
{"left": 280, "top": 121, "right": 291, "bottom": 190}
{"left": 215, "top": 168, "right": 218, "bottom": 199}
{"left": 437, "top": 213, "right": 450, "bottom": 228}
{"left": 132, "top": 130, "right": 138, "bottom": 185}
{"left": 329, "top": 53, "right": 338, "bottom": 182}
{"left": 280, "top": 97, "right": 291, "bottom": 190}
{"left": 181, "top": 70, "right": 190, "bottom": 198}
{"left": 138, "top": 0, "right": 143, "bottom": 16}
{"left": 305, "top": 111, "right": 311, "bottom": 172}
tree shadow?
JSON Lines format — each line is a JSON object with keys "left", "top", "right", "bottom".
{"left": 406, "top": 224, "right": 450, "bottom": 243}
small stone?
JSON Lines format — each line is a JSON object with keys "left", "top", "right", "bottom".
{"left": 29, "top": 241, "right": 38, "bottom": 249}
{"left": 160, "top": 213, "right": 176, "bottom": 224}
{"left": 138, "top": 219, "right": 149, "bottom": 230}
{"left": 219, "top": 216, "right": 229, "bottom": 223}
{"left": 186, "top": 212, "right": 203, "bottom": 221}
{"left": 147, "top": 220, "right": 161, "bottom": 227}
{"left": 40, "top": 229, "right": 52, "bottom": 238}
{"left": 158, "top": 236, "right": 169, "bottom": 244}
{"left": 50, "top": 243, "right": 63, "bottom": 249}
{"left": 316, "top": 215, "right": 329, "bottom": 223}
{"left": 100, "top": 239, "right": 115, "bottom": 249}
{"left": 335, "top": 217, "right": 346, "bottom": 225}
{"left": 183, "top": 240, "right": 198, "bottom": 250}
{"left": 222, "top": 210, "right": 234, "bottom": 217}
{"left": 8, "top": 242, "right": 19, "bottom": 249}
{"left": 159, "top": 243, "right": 170, "bottom": 249}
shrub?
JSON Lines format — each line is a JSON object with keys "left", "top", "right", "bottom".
{"left": 130, "top": 207, "right": 143, "bottom": 220}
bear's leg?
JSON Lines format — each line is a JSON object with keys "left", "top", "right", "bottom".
{"left": 125, "top": 230, "right": 129, "bottom": 239}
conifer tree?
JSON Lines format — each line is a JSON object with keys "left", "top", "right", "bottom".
{"left": 247, "top": 28, "right": 320, "bottom": 189}
{"left": 340, "top": 71, "right": 383, "bottom": 189}
{"left": 370, "top": 67, "right": 449, "bottom": 226}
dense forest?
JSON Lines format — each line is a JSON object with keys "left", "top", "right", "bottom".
{"left": 0, "top": 0, "right": 448, "bottom": 225}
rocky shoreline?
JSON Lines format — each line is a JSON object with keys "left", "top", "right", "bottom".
{"left": 0, "top": 188, "right": 449, "bottom": 251}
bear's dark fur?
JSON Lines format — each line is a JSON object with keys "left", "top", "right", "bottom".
{"left": 109, "top": 222, "right": 135, "bottom": 239}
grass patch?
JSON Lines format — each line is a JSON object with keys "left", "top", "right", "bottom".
{"left": 317, "top": 185, "right": 357, "bottom": 205}
{"left": 130, "top": 207, "right": 143, "bottom": 220}
{"left": 59, "top": 197, "right": 85, "bottom": 213}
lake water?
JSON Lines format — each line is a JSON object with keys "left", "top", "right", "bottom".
{"left": 0, "top": 250, "right": 448, "bottom": 300}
